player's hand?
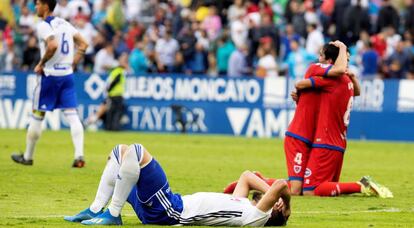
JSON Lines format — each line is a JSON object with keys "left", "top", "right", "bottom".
{"left": 34, "top": 63, "right": 44, "bottom": 75}
{"left": 275, "top": 198, "right": 284, "bottom": 212}
{"left": 329, "top": 40, "right": 346, "bottom": 49}
{"left": 291, "top": 91, "right": 299, "bottom": 102}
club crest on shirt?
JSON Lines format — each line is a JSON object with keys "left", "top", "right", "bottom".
{"left": 294, "top": 165, "right": 301, "bottom": 174}
{"left": 305, "top": 168, "right": 312, "bottom": 178}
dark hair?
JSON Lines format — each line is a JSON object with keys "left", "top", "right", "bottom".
{"left": 37, "top": 0, "right": 57, "bottom": 12}
{"left": 322, "top": 43, "right": 340, "bottom": 63}
{"left": 264, "top": 209, "right": 288, "bottom": 226}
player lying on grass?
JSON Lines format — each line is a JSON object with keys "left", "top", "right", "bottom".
{"left": 64, "top": 144, "right": 291, "bottom": 226}
{"left": 223, "top": 171, "right": 392, "bottom": 198}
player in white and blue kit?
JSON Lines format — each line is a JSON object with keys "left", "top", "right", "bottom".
{"left": 11, "top": 0, "right": 89, "bottom": 167}
{"left": 64, "top": 143, "right": 291, "bottom": 226}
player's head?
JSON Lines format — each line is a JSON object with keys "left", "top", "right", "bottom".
{"left": 35, "top": 0, "right": 57, "bottom": 17}
{"left": 264, "top": 207, "right": 289, "bottom": 226}
{"left": 319, "top": 43, "right": 339, "bottom": 64}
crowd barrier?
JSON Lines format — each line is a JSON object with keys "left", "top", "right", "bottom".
{"left": 1, "top": 72, "right": 413, "bottom": 141}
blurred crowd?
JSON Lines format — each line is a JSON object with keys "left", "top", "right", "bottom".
{"left": 1, "top": 0, "right": 414, "bottom": 80}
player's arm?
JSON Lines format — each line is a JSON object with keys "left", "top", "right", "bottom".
{"left": 256, "top": 180, "right": 290, "bottom": 213}
{"left": 296, "top": 76, "right": 335, "bottom": 91}
{"left": 325, "top": 41, "right": 348, "bottom": 77}
{"left": 232, "top": 171, "right": 270, "bottom": 198}
{"left": 73, "top": 33, "right": 89, "bottom": 67}
{"left": 295, "top": 77, "right": 318, "bottom": 90}
{"left": 35, "top": 35, "right": 58, "bottom": 74}
{"left": 348, "top": 71, "right": 361, "bottom": 96}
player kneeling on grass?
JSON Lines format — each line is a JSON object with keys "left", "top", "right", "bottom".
{"left": 223, "top": 172, "right": 393, "bottom": 198}
{"left": 64, "top": 144, "right": 291, "bottom": 226}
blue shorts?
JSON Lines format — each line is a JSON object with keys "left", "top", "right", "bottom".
{"left": 127, "top": 159, "right": 183, "bottom": 225}
{"left": 33, "top": 74, "right": 77, "bottom": 111}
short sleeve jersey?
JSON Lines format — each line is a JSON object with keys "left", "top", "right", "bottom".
{"left": 286, "top": 63, "right": 333, "bottom": 145}
{"left": 309, "top": 75, "right": 354, "bottom": 152}
{"left": 36, "top": 16, "right": 79, "bottom": 76}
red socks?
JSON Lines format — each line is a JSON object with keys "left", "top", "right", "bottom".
{"left": 314, "top": 182, "right": 361, "bottom": 196}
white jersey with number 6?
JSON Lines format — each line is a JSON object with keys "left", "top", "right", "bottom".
{"left": 36, "top": 16, "right": 78, "bottom": 76}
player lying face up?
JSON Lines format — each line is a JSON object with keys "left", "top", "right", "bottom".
{"left": 64, "top": 144, "right": 291, "bottom": 226}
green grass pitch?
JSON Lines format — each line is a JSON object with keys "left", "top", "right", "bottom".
{"left": 1, "top": 129, "right": 413, "bottom": 227}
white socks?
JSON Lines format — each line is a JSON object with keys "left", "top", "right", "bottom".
{"left": 108, "top": 145, "right": 141, "bottom": 217}
{"left": 24, "top": 115, "right": 44, "bottom": 160}
{"left": 64, "top": 110, "right": 84, "bottom": 159}
{"left": 89, "top": 145, "right": 122, "bottom": 213}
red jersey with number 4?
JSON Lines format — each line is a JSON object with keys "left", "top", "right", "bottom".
{"left": 286, "top": 63, "right": 333, "bottom": 145}
{"left": 309, "top": 75, "right": 354, "bottom": 152}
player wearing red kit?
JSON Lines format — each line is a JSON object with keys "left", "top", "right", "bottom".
{"left": 295, "top": 42, "right": 393, "bottom": 198}
{"left": 284, "top": 42, "right": 348, "bottom": 195}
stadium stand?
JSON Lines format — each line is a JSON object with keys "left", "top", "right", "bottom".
{"left": 1, "top": 0, "right": 414, "bottom": 79}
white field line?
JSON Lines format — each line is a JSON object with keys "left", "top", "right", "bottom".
{"left": 1, "top": 208, "right": 412, "bottom": 219}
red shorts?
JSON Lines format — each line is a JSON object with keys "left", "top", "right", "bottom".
{"left": 284, "top": 136, "right": 311, "bottom": 181}
{"left": 303, "top": 148, "right": 344, "bottom": 191}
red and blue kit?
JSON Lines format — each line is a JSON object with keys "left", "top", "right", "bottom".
{"left": 303, "top": 75, "right": 354, "bottom": 191}
{"left": 284, "top": 63, "right": 332, "bottom": 181}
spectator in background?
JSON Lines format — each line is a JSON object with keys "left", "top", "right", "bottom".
{"left": 18, "top": 6, "right": 37, "bottom": 41}
{"left": 0, "top": 31, "right": 5, "bottom": 71}
{"left": 256, "top": 37, "right": 278, "bottom": 78}
{"left": 129, "top": 40, "right": 148, "bottom": 74}
{"left": 305, "top": 23, "right": 324, "bottom": 56}
{"left": 54, "top": 0, "right": 71, "bottom": 20}
{"left": 385, "top": 27, "right": 402, "bottom": 58}
{"left": 257, "top": 13, "right": 280, "bottom": 57}
{"left": 370, "top": 28, "right": 388, "bottom": 59}
{"left": 383, "top": 41, "right": 411, "bottom": 79}
{"left": 177, "top": 25, "right": 197, "bottom": 74}
{"left": 125, "top": 21, "right": 143, "bottom": 51}
{"left": 230, "top": 14, "right": 248, "bottom": 48}
{"left": 356, "top": 30, "right": 371, "bottom": 55}
{"left": 343, "top": 0, "right": 371, "bottom": 44}
{"left": 0, "top": 11, "right": 8, "bottom": 31}
{"left": 228, "top": 44, "right": 250, "bottom": 77}
{"left": 216, "top": 35, "right": 235, "bottom": 76}
{"left": 333, "top": 0, "right": 351, "bottom": 42}
{"left": 201, "top": 5, "right": 222, "bottom": 41}
{"left": 68, "top": 0, "right": 91, "bottom": 21}
{"left": 227, "top": 0, "right": 246, "bottom": 23}
{"left": 112, "top": 32, "right": 129, "bottom": 57}
{"left": 4, "top": 40, "right": 15, "bottom": 72}
{"left": 360, "top": 41, "right": 379, "bottom": 80}
{"left": 280, "top": 24, "right": 303, "bottom": 60}
{"left": 404, "top": 0, "right": 414, "bottom": 35}
{"left": 75, "top": 17, "right": 97, "bottom": 72}
{"left": 191, "top": 42, "right": 209, "bottom": 74}
{"left": 21, "top": 35, "right": 39, "bottom": 71}
{"left": 376, "top": 0, "right": 399, "bottom": 34}
{"left": 285, "top": 38, "right": 316, "bottom": 80}
{"left": 289, "top": 0, "right": 307, "bottom": 38}
{"left": 195, "top": 27, "right": 210, "bottom": 50}
{"left": 94, "top": 43, "right": 118, "bottom": 75}
{"left": 155, "top": 30, "right": 179, "bottom": 73}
